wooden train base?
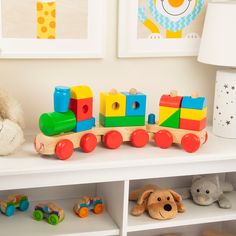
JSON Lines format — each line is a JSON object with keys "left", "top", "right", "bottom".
{"left": 35, "top": 124, "right": 208, "bottom": 160}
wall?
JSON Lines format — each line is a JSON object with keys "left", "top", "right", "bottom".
{"left": 0, "top": 0, "right": 217, "bottom": 131}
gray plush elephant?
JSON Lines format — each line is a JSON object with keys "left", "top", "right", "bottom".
{"left": 180, "top": 175, "right": 233, "bottom": 209}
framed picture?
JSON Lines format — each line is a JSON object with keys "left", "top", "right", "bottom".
{"left": 119, "top": 0, "right": 207, "bottom": 57}
{"left": 0, "top": 0, "right": 105, "bottom": 58}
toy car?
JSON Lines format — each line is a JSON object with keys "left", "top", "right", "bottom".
{"left": 33, "top": 202, "right": 65, "bottom": 225}
{"left": 0, "top": 194, "right": 29, "bottom": 217}
{"left": 73, "top": 196, "right": 104, "bottom": 218}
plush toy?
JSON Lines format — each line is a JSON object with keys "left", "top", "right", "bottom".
{"left": 181, "top": 175, "right": 233, "bottom": 209}
{"left": 0, "top": 90, "right": 24, "bottom": 155}
{"left": 129, "top": 184, "right": 185, "bottom": 220}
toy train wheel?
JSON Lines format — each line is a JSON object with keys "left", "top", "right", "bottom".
{"left": 93, "top": 203, "right": 104, "bottom": 214}
{"left": 103, "top": 131, "right": 123, "bottom": 149}
{"left": 130, "top": 129, "right": 149, "bottom": 148}
{"left": 181, "top": 133, "right": 200, "bottom": 153}
{"left": 55, "top": 139, "right": 74, "bottom": 160}
{"left": 154, "top": 130, "right": 173, "bottom": 149}
{"left": 80, "top": 133, "right": 97, "bottom": 153}
{"left": 204, "top": 131, "right": 208, "bottom": 144}
{"left": 78, "top": 207, "right": 89, "bottom": 218}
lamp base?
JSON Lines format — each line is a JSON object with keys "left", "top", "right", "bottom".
{"left": 213, "top": 69, "right": 236, "bottom": 138}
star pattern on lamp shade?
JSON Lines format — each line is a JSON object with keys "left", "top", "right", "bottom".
{"left": 215, "top": 81, "right": 236, "bottom": 127}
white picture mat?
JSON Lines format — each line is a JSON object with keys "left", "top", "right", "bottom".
{"left": 118, "top": 0, "right": 201, "bottom": 58}
{"left": 0, "top": 0, "right": 105, "bottom": 58}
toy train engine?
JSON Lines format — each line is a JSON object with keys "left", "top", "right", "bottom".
{"left": 146, "top": 91, "right": 208, "bottom": 153}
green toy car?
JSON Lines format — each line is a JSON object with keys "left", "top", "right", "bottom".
{"left": 33, "top": 202, "right": 65, "bottom": 225}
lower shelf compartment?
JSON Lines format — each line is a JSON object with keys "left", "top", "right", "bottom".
{"left": 0, "top": 198, "right": 119, "bottom": 236}
{"left": 128, "top": 191, "right": 236, "bottom": 232}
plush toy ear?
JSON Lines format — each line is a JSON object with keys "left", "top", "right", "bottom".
{"left": 169, "top": 190, "right": 182, "bottom": 203}
{"left": 192, "top": 176, "right": 202, "bottom": 183}
{"left": 207, "top": 175, "right": 220, "bottom": 188}
{"left": 137, "top": 189, "right": 154, "bottom": 205}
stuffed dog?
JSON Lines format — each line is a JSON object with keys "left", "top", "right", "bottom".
{"left": 129, "top": 185, "right": 185, "bottom": 220}
{"left": 0, "top": 89, "right": 24, "bottom": 155}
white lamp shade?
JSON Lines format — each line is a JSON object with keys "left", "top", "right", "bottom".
{"left": 198, "top": 1, "right": 236, "bottom": 67}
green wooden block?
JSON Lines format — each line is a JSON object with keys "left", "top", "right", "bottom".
{"left": 99, "top": 113, "right": 145, "bottom": 127}
{"left": 159, "top": 109, "right": 180, "bottom": 128}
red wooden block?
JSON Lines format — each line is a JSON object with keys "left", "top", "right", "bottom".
{"left": 159, "top": 95, "right": 183, "bottom": 108}
{"left": 70, "top": 98, "right": 93, "bottom": 121}
{"left": 180, "top": 118, "right": 206, "bottom": 131}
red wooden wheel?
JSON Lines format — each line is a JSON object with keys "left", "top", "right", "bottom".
{"left": 154, "top": 130, "right": 173, "bottom": 149}
{"left": 130, "top": 129, "right": 149, "bottom": 148}
{"left": 80, "top": 133, "right": 97, "bottom": 153}
{"left": 181, "top": 133, "right": 200, "bottom": 153}
{"left": 203, "top": 131, "right": 208, "bottom": 144}
{"left": 55, "top": 139, "right": 74, "bottom": 160}
{"left": 103, "top": 131, "right": 123, "bottom": 149}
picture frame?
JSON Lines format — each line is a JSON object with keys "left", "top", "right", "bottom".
{"left": 0, "top": 0, "right": 105, "bottom": 58}
{"left": 118, "top": 0, "right": 206, "bottom": 58}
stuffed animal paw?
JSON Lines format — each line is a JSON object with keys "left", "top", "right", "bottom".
{"left": 0, "top": 90, "right": 24, "bottom": 155}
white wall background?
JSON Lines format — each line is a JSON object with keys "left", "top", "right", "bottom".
{"left": 0, "top": 0, "right": 217, "bottom": 131}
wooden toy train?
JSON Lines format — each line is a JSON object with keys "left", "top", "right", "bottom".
{"left": 34, "top": 86, "right": 208, "bottom": 160}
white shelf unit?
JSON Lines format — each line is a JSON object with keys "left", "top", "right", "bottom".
{"left": 0, "top": 128, "right": 236, "bottom": 236}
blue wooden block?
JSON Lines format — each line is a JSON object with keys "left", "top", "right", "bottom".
{"left": 74, "top": 117, "right": 95, "bottom": 132}
{"left": 54, "top": 86, "right": 70, "bottom": 113}
{"left": 181, "top": 96, "right": 206, "bottom": 110}
{"left": 122, "top": 92, "right": 146, "bottom": 116}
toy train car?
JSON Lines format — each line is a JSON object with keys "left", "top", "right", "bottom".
{"left": 34, "top": 85, "right": 208, "bottom": 160}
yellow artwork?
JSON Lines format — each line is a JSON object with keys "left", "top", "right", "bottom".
{"left": 37, "top": 0, "right": 56, "bottom": 39}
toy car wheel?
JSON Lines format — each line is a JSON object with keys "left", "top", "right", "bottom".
{"left": 48, "top": 214, "right": 59, "bottom": 225}
{"left": 33, "top": 210, "right": 44, "bottom": 221}
{"left": 19, "top": 199, "right": 29, "bottom": 211}
{"left": 80, "top": 133, "right": 97, "bottom": 153}
{"left": 204, "top": 131, "right": 208, "bottom": 144}
{"left": 154, "top": 130, "right": 173, "bottom": 149}
{"left": 78, "top": 207, "right": 89, "bottom": 218}
{"left": 5, "top": 205, "right": 16, "bottom": 217}
{"left": 130, "top": 129, "right": 149, "bottom": 148}
{"left": 55, "top": 139, "right": 74, "bottom": 160}
{"left": 93, "top": 203, "right": 104, "bottom": 214}
{"left": 181, "top": 133, "right": 200, "bottom": 153}
{"left": 103, "top": 131, "right": 123, "bottom": 149}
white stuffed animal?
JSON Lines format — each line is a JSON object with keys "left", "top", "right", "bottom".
{"left": 0, "top": 90, "right": 25, "bottom": 155}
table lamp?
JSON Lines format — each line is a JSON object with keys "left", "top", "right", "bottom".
{"left": 198, "top": 1, "right": 236, "bottom": 138}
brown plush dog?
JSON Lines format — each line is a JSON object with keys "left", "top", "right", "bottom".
{"left": 129, "top": 185, "right": 185, "bottom": 220}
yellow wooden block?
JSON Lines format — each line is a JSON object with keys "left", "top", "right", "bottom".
{"left": 180, "top": 107, "right": 207, "bottom": 120}
{"left": 70, "top": 86, "right": 93, "bottom": 99}
{"left": 158, "top": 106, "right": 179, "bottom": 125}
{"left": 100, "top": 92, "right": 126, "bottom": 117}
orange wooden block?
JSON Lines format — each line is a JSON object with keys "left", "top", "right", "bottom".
{"left": 69, "top": 98, "right": 93, "bottom": 121}
{"left": 180, "top": 118, "right": 206, "bottom": 131}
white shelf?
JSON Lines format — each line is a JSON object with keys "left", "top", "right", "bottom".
{"left": 128, "top": 192, "right": 236, "bottom": 232}
{"left": 0, "top": 198, "right": 119, "bottom": 236}
{"left": 0, "top": 128, "right": 236, "bottom": 190}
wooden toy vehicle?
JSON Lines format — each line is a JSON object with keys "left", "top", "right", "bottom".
{"left": 34, "top": 85, "right": 208, "bottom": 160}
{"left": 0, "top": 194, "right": 29, "bottom": 217}
{"left": 33, "top": 202, "right": 65, "bottom": 225}
{"left": 73, "top": 196, "right": 104, "bottom": 218}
